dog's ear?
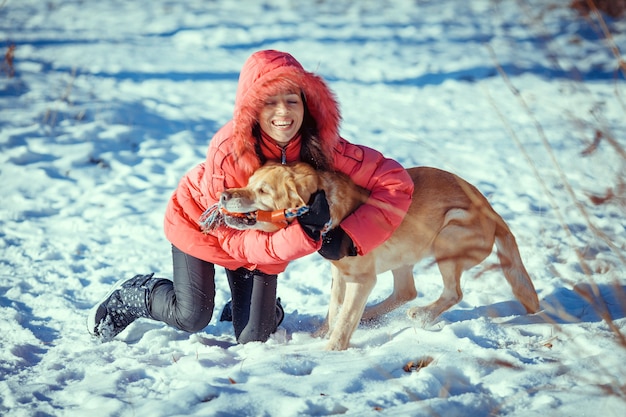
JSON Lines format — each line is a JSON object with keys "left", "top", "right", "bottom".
{"left": 285, "top": 177, "right": 308, "bottom": 207}
{"left": 293, "top": 171, "right": 319, "bottom": 207}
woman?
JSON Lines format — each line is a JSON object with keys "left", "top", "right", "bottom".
{"left": 88, "top": 50, "right": 414, "bottom": 344}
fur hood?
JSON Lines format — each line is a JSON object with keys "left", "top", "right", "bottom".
{"left": 231, "top": 50, "right": 342, "bottom": 175}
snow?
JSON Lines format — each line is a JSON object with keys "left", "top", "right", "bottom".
{"left": 1, "top": 0, "right": 625, "bottom": 416}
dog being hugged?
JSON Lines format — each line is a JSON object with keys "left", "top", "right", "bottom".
{"left": 214, "top": 161, "right": 541, "bottom": 351}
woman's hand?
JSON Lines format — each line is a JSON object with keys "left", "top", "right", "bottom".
{"left": 297, "top": 190, "right": 330, "bottom": 241}
{"left": 318, "top": 227, "right": 357, "bottom": 260}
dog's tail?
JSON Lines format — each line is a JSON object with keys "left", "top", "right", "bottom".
{"left": 494, "top": 219, "right": 540, "bottom": 314}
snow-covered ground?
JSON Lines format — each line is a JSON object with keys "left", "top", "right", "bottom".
{"left": 1, "top": 1, "right": 625, "bottom": 416}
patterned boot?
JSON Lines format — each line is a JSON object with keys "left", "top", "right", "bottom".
{"left": 87, "top": 273, "right": 165, "bottom": 341}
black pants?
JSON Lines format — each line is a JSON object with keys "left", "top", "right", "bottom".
{"left": 225, "top": 267, "right": 279, "bottom": 344}
{"left": 149, "top": 246, "right": 279, "bottom": 343}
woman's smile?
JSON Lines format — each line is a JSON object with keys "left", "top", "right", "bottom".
{"left": 259, "top": 92, "right": 304, "bottom": 146}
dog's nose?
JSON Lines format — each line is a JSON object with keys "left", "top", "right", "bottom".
{"left": 220, "top": 192, "right": 231, "bottom": 203}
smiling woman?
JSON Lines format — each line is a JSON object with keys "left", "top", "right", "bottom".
{"left": 88, "top": 49, "right": 414, "bottom": 348}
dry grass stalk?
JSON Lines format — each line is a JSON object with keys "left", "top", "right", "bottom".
{"left": 571, "top": 0, "right": 626, "bottom": 19}
{"left": 2, "top": 43, "right": 15, "bottom": 78}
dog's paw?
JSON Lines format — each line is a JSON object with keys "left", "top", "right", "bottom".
{"left": 407, "top": 307, "right": 438, "bottom": 328}
{"left": 324, "top": 339, "right": 348, "bottom": 351}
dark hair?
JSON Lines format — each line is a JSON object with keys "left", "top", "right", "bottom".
{"left": 253, "top": 94, "right": 333, "bottom": 171}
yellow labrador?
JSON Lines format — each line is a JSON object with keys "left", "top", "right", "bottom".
{"left": 218, "top": 162, "right": 540, "bottom": 351}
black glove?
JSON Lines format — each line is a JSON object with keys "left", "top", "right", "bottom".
{"left": 298, "top": 190, "right": 331, "bottom": 241}
{"left": 318, "top": 226, "right": 357, "bottom": 260}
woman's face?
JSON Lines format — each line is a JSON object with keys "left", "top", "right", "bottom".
{"left": 259, "top": 92, "right": 304, "bottom": 147}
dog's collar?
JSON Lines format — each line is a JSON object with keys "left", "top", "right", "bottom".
{"left": 199, "top": 204, "right": 332, "bottom": 234}
{"left": 256, "top": 206, "right": 310, "bottom": 228}
{"left": 257, "top": 207, "right": 332, "bottom": 235}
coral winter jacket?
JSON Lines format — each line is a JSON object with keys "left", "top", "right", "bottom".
{"left": 164, "top": 50, "right": 414, "bottom": 275}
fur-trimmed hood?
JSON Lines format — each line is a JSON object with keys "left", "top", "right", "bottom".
{"left": 232, "top": 50, "right": 342, "bottom": 175}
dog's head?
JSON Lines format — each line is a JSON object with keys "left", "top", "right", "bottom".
{"left": 218, "top": 162, "right": 320, "bottom": 232}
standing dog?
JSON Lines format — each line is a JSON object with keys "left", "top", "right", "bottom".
{"left": 217, "top": 162, "right": 540, "bottom": 350}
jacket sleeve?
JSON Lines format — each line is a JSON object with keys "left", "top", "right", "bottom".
{"left": 332, "top": 139, "right": 414, "bottom": 255}
{"left": 213, "top": 222, "right": 322, "bottom": 266}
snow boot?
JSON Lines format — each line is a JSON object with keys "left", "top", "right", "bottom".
{"left": 87, "top": 273, "right": 165, "bottom": 341}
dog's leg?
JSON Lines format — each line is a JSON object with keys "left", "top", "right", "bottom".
{"left": 326, "top": 264, "right": 345, "bottom": 332}
{"left": 325, "top": 276, "right": 376, "bottom": 351}
{"left": 407, "top": 258, "right": 463, "bottom": 324}
{"left": 407, "top": 208, "right": 493, "bottom": 324}
{"left": 314, "top": 264, "right": 345, "bottom": 338}
{"left": 361, "top": 265, "right": 417, "bottom": 322}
